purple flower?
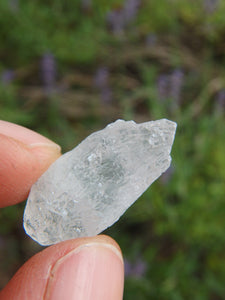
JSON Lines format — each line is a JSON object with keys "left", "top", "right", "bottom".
{"left": 40, "top": 52, "right": 56, "bottom": 92}
{"left": 170, "top": 69, "right": 184, "bottom": 104}
{"left": 124, "top": 259, "right": 133, "bottom": 277}
{"left": 94, "top": 67, "right": 109, "bottom": 89}
{"left": 215, "top": 89, "right": 225, "bottom": 112}
{"left": 157, "top": 69, "right": 184, "bottom": 105}
{"left": 132, "top": 258, "right": 147, "bottom": 278}
{"left": 94, "top": 67, "right": 113, "bottom": 104}
{"left": 106, "top": 0, "right": 141, "bottom": 35}
{"left": 203, "top": 0, "right": 219, "bottom": 13}
{"left": 123, "top": 0, "right": 141, "bottom": 23}
{"left": 106, "top": 10, "right": 125, "bottom": 36}
{"left": 1, "top": 70, "right": 15, "bottom": 85}
{"left": 124, "top": 257, "right": 147, "bottom": 278}
{"left": 157, "top": 74, "right": 170, "bottom": 101}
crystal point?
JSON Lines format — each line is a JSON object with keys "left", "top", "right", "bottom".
{"left": 23, "top": 119, "right": 177, "bottom": 245}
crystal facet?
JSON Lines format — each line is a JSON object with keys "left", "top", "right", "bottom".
{"left": 23, "top": 119, "right": 177, "bottom": 246}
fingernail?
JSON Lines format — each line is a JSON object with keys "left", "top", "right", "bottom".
{"left": 28, "top": 142, "right": 61, "bottom": 155}
{"left": 0, "top": 120, "right": 61, "bottom": 151}
{"left": 45, "top": 243, "right": 124, "bottom": 300}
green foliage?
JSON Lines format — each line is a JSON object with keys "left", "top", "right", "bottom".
{"left": 0, "top": 84, "right": 33, "bottom": 125}
{"left": 109, "top": 111, "right": 225, "bottom": 300}
{"left": 0, "top": 0, "right": 225, "bottom": 298}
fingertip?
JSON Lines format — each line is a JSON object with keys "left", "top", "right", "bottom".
{"left": 0, "top": 131, "right": 61, "bottom": 207}
{"left": 45, "top": 237, "right": 124, "bottom": 300}
{"left": 0, "top": 236, "right": 124, "bottom": 300}
{"left": 0, "top": 121, "right": 60, "bottom": 149}
{"left": 28, "top": 142, "right": 61, "bottom": 174}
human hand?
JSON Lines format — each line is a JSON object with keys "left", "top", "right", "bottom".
{"left": 0, "top": 120, "right": 124, "bottom": 300}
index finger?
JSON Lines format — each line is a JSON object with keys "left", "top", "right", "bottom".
{"left": 0, "top": 121, "right": 61, "bottom": 207}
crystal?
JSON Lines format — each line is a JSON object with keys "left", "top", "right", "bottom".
{"left": 23, "top": 119, "right": 177, "bottom": 246}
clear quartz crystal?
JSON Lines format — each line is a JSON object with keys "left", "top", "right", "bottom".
{"left": 23, "top": 119, "right": 177, "bottom": 246}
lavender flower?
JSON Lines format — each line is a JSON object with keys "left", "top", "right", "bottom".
{"left": 157, "top": 69, "right": 184, "bottom": 105}
{"left": 106, "top": 10, "right": 125, "bottom": 36}
{"left": 94, "top": 67, "right": 113, "bottom": 104}
{"left": 106, "top": 0, "right": 141, "bottom": 35}
{"left": 157, "top": 74, "right": 170, "bottom": 101}
{"left": 132, "top": 258, "right": 147, "bottom": 278}
{"left": 94, "top": 67, "right": 109, "bottom": 89}
{"left": 215, "top": 89, "right": 225, "bottom": 112}
{"left": 124, "top": 259, "right": 133, "bottom": 277}
{"left": 40, "top": 52, "right": 56, "bottom": 92}
{"left": 170, "top": 69, "right": 184, "bottom": 104}
{"left": 123, "top": 0, "right": 141, "bottom": 23}
{"left": 203, "top": 0, "right": 219, "bottom": 13}
{"left": 124, "top": 257, "right": 147, "bottom": 278}
{"left": 1, "top": 70, "right": 15, "bottom": 85}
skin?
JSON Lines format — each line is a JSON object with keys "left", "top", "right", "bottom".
{"left": 0, "top": 120, "right": 124, "bottom": 300}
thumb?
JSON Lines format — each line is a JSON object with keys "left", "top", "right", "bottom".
{"left": 0, "top": 235, "right": 124, "bottom": 300}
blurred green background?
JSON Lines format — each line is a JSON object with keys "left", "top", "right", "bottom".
{"left": 0, "top": 0, "right": 225, "bottom": 299}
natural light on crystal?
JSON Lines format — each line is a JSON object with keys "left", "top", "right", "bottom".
{"left": 23, "top": 119, "right": 177, "bottom": 246}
